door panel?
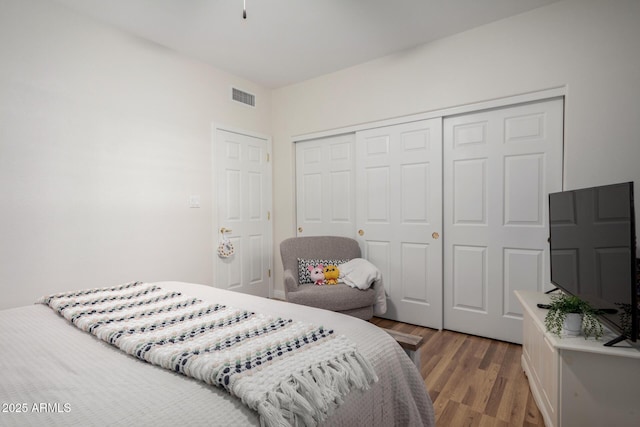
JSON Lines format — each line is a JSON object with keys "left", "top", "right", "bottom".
{"left": 214, "top": 129, "right": 271, "bottom": 298}
{"left": 356, "top": 119, "right": 443, "bottom": 328}
{"left": 452, "top": 245, "right": 487, "bottom": 312}
{"left": 295, "top": 134, "right": 355, "bottom": 237}
{"left": 443, "top": 98, "right": 564, "bottom": 343}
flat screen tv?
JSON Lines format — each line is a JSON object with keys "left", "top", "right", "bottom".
{"left": 549, "top": 182, "right": 638, "bottom": 346}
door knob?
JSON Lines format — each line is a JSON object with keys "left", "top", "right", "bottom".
{"left": 298, "top": 227, "right": 303, "bottom": 233}
{"left": 432, "top": 232, "right": 440, "bottom": 240}
{"left": 220, "top": 227, "right": 232, "bottom": 234}
{"left": 358, "top": 229, "right": 364, "bottom": 236}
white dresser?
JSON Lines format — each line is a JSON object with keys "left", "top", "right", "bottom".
{"left": 515, "top": 290, "right": 640, "bottom": 427}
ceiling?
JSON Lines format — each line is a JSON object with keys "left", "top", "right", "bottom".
{"left": 51, "top": 0, "right": 560, "bottom": 89}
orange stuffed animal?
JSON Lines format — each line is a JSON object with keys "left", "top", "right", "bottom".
{"left": 323, "top": 265, "right": 340, "bottom": 285}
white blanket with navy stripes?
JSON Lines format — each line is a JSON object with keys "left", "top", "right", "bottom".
{"left": 38, "top": 281, "right": 377, "bottom": 427}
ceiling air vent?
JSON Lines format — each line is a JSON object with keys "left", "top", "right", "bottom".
{"left": 231, "top": 87, "right": 256, "bottom": 107}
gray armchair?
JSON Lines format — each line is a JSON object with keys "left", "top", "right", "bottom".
{"left": 279, "top": 236, "right": 377, "bottom": 320}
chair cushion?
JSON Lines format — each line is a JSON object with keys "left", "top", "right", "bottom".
{"left": 286, "top": 283, "right": 377, "bottom": 312}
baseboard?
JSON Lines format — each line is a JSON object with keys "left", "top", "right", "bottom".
{"left": 272, "top": 289, "right": 285, "bottom": 300}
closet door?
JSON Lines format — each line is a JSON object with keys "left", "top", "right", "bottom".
{"left": 295, "top": 134, "right": 355, "bottom": 237}
{"left": 356, "top": 119, "right": 443, "bottom": 328}
{"left": 443, "top": 98, "right": 564, "bottom": 344}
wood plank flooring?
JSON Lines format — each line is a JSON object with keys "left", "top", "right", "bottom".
{"left": 370, "top": 317, "right": 545, "bottom": 427}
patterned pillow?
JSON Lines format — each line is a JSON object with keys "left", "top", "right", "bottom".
{"left": 297, "top": 258, "right": 350, "bottom": 284}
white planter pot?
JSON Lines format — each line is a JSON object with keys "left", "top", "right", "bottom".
{"left": 562, "top": 313, "right": 582, "bottom": 337}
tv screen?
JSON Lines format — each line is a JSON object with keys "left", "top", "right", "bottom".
{"left": 549, "top": 182, "right": 638, "bottom": 345}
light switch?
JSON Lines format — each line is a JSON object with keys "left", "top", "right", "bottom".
{"left": 189, "top": 195, "right": 201, "bottom": 208}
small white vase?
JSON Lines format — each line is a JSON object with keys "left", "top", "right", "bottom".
{"left": 562, "top": 313, "right": 582, "bottom": 337}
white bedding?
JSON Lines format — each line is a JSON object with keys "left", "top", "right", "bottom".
{"left": 0, "top": 282, "right": 434, "bottom": 426}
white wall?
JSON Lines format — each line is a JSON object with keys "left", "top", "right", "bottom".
{"left": 2, "top": 0, "right": 638, "bottom": 307}
{"left": 0, "top": 0, "right": 271, "bottom": 309}
{"left": 271, "top": 0, "right": 640, "bottom": 293}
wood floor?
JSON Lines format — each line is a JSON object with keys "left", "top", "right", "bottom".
{"left": 370, "top": 317, "right": 545, "bottom": 427}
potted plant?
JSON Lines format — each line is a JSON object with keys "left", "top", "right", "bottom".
{"left": 544, "top": 293, "right": 604, "bottom": 339}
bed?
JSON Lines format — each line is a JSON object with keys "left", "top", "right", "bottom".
{"left": 0, "top": 282, "right": 434, "bottom": 426}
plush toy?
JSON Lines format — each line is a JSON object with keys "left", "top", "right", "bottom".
{"left": 307, "top": 264, "right": 325, "bottom": 285}
{"left": 323, "top": 265, "right": 340, "bottom": 285}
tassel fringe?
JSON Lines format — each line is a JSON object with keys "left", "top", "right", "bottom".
{"left": 258, "top": 351, "right": 378, "bottom": 427}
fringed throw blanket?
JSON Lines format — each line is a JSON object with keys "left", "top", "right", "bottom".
{"left": 38, "top": 282, "right": 377, "bottom": 426}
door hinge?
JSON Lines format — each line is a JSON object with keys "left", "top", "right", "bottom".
{"left": 267, "top": 211, "right": 271, "bottom": 220}
{"left": 267, "top": 153, "right": 270, "bottom": 162}
{"left": 268, "top": 269, "right": 271, "bottom": 278}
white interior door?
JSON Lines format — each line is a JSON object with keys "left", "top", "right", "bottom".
{"left": 356, "top": 119, "right": 443, "bottom": 328}
{"left": 443, "top": 98, "right": 564, "bottom": 343}
{"left": 295, "top": 134, "right": 355, "bottom": 237}
{"left": 213, "top": 128, "right": 272, "bottom": 298}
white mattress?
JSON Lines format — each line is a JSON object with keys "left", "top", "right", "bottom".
{"left": 0, "top": 282, "right": 434, "bottom": 426}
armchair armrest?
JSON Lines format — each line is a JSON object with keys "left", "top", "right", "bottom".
{"left": 283, "top": 269, "right": 299, "bottom": 296}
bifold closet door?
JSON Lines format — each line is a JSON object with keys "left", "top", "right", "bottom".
{"left": 356, "top": 119, "right": 443, "bottom": 328}
{"left": 443, "top": 98, "right": 564, "bottom": 344}
{"left": 295, "top": 134, "right": 356, "bottom": 237}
